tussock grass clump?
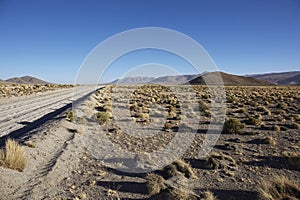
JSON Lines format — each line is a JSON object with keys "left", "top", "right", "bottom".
{"left": 258, "top": 176, "right": 300, "bottom": 200}
{"left": 271, "top": 125, "right": 280, "bottom": 132}
{"left": 162, "top": 159, "right": 197, "bottom": 179}
{"left": 66, "top": 110, "right": 76, "bottom": 122}
{"left": 167, "top": 188, "right": 194, "bottom": 200}
{"left": 206, "top": 152, "right": 237, "bottom": 170}
{"left": 199, "top": 191, "right": 217, "bottom": 200}
{"left": 164, "top": 122, "right": 173, "bottom": 131}
{"left": 223, "top": 118, "right": 245, "bottom": 134}
{"left": 145, "top": 173, "right": 166, "bottom": 195}
{"left": 257, "top": 106, "right": 271, "bottom": 115}
{"left": 260, "top": 136, "right": 276, "bottom": 146}
{"left": 289, "top": 122, "right": 300, "bottom": 129}
{"left": 95, "top": 112, "right": 110, "bottom": 125}
{"left": 199, "top": 101, "right": 210, "bottom": 112}
{"left": 236, "top": 108, "right": 246, "bottom": 113}
{"left": 246, "top": 117, "right": 262, "bottom": 126}
{"left": 0, "top": 139, "right": 26, "bottom": 172}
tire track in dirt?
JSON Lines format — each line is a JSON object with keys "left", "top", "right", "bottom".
{"left": 16, "top": 125, "right": 76, "bottom": 200}
{"left": 0, "top": 87, "right": 103, "bottom": 199}
{"left": 0, "top": 89, "right": 72, "bottom": 119}
{"left": 0, "top": 86, "right": 95, "bottom": 137}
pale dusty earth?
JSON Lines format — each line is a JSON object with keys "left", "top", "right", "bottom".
{"left": 0, "top": 85, "right": 299, "bottom": 200}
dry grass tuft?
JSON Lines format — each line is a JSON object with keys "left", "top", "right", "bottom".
{"left": 145, "top": 173, "right": 166, "bottom": 195}
{"left": 289, "top": 122, "right": 300, "bottom": 129}
{"left": 246, "top": 117, "right": 262, "bottom": 126}
{"left": 258, "top": 176, "right": 300, "bottom": 200}
{"left": 271, "top": 125, "right": 280, "bottom": 132}
{"left": 200, "top": 191, "right": 217, "bottom": 200}
{"left": 223, "top": 118, "right": 245, "bottom": 134}
{"left": 167, "top": 188, "right": 194, "bottom": 200}
{"left": 206, "top": 152, "right": 237, "bottom": 170}
{"left": 66, "top": 110, "right": 76, "bottom": 122}
{"left": 0, "top": 139, "right": 26, "bottom": 172}
{"left": 260, "top": 136, "right": 276, "bottom": 146}
{"left": 163, "top": 159, "right": 197, "bottom": 179}
{"left": 172, "top": 160, "right": 197, "bottom": 179}
{"left": 95, "top": 112, "right": 110, "bottom": 125}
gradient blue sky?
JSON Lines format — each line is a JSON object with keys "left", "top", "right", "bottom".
{"left": 0, "top": 0, "right": 299, "bottom": 83}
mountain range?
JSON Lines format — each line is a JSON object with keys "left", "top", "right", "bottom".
{"left": 109, "top": 71, "right": 300, "bottom": 86}
{"left": 1, "top": 71, "right": 299, "bottom": 86}
{"left": 248, "top": 71, "right": 300, "bottom": 85}
{"left": 109, "top": 71, "right": 274, "bottom": 86}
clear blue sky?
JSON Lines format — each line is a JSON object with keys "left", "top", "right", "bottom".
{"left": 0, "top": 0, "right": 299, "bottom": 83}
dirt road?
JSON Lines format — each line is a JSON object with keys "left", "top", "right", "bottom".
{"left": 0, "top": 85, "right": 100, "bottom": 199}
{"left": 0, "top": 86, "right": 97, "bottom": 139}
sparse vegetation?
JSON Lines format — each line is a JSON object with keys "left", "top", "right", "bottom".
{"left": 246, "top": 117, "right": 262, "bottom": 125}
{"left": 167, "top": 188, "right": 194, "bottom": 200}
{"left": 223, "top": 118, "right": 245, "bottom": 134}
{"left": 258, "top": 176, "right": 300, "bottom": 200}
{"left": 0, "top": 139, "right": 26, "bottom": 172}
{"left": 95, "top": 112, "right": 110, "bottom": 125}
{"left": 260, "top": 136, "right": 276, "bottom": 146}
{"left": 289, "top": 122, "right": 300, "bottom": 129}
{"left": 66, "top": 110, "right": 76, "bottom": 122}
{"left": 0, "top": 83, "right": 73, "bottom": 98}
{"left": 145, "top": 173, "right": 166, "bottom": 195}
{"left": 2, "top": 84, "right": 298, "bottom": 199}
{"left": 162, "top": 159, "right": 197, "bottom": 179}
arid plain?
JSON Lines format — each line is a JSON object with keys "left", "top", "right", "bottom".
{"left": 0, "top": 79, "right": 299, "bottom": 200}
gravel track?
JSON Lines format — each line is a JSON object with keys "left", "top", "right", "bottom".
{"left": 0, "top": 86, "right": 97, "bottom": 137}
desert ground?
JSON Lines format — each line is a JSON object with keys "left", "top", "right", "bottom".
{"left": 0, "top": 84, "right": 299, "bottom": 200}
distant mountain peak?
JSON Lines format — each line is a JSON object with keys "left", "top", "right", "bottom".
{"left": 4, "top": 76, "right": 50, "bottom": 84}
{"left": 108, "top": 76, "right": 155, "bottom": 84}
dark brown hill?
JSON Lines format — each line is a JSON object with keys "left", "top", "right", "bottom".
{"left": 188, "top": 72, "right": 274, "bottom": 86}
{"left": 5, "top": 76, "right": 49, "bottom": 84}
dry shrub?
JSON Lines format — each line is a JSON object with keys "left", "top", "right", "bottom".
{"left": 163, "top": 159, "right": 197, "bottom": 179}
{"left": 172, "top": 160, "right": 197, "bottom": 179}
{"left": 258, "top": 176, "right": 300, "bottom": 200}
{"left": 206, "top": 152, "right": 237, "bottom": 170}
{"left": 200, "top": 191, "right": 217, "bottom": 200}
{"left": 223, "top": 118, "right": 245, "bottom": 134}
{"left": 0, "top": 139, "right": 26, "bottom": 172}
{"left": 95, "top": 112, "right": 110, "bottom": 125}
{"left": 271, "top": 125, "right": 280, "bottom": 132}
{"left": 164, "top": 122, "right": 173, "bottom": 131}
{"left": 167, "top": 188, "right": 194, "bottom": 200}
{"left": 289, "top": 122, "right": 300, "bottom": 129}
{"left": 66, "top": 110, "right": 76, "bottom": 122}
{"left": 260, "top": 136, "right": 276, "bottom": 146}
{"left": 246, "top": 117, "right": 262, "bottom": 126}
{"left": 145, "top": 173, "right": 166, "bottom": 195}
